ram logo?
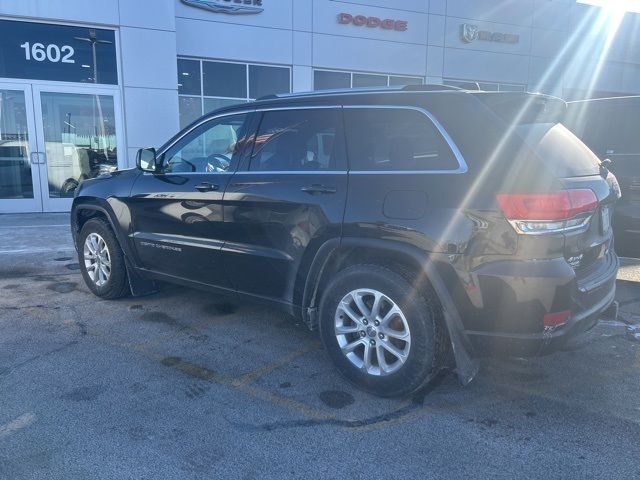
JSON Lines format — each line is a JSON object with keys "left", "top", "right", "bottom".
{"left": 181, "top": 0, "right": 264, "bottom": 15}
{"left": 460, "top": 23, "right": 479, "bottom": 43}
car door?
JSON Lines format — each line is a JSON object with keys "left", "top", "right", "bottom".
{"left": 128, "top": 111, "right": 254, "bottom": 287}
{"left": 222, "top": 106, "right": 348, "bottom": 304}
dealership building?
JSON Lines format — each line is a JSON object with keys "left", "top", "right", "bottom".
{"left": 0, "top": 0, "right": 639, "bottom": 213}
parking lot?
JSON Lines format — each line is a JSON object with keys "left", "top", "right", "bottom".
{"left": 1, "top": 213, "right": 640, "bottom": 479}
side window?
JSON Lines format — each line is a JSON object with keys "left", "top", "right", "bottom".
{"left": 344, "top": 108, "right": 459, "bottom": 171}
{"left": 161, "top": 113, "right": 250, "bottom": 173}
{"left": 249, "top": 108, "right": 346, "bottom": 171}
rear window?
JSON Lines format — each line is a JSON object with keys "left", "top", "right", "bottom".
{"left": 515, "top": 123, "right": 600, "bottom": 177}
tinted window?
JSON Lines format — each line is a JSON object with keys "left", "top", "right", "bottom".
{"left": 178, "top": 96, "right": 202, "bottom": 129}
{"left": 344, "top": 108, "right": 459, "bottom": 171}
{"left": 353, "top": 73, "right": 387, "bottom": 88}
{"left": 162, "top": 114, "right": 249, "bottom": 173}
{"left": 0, "top": 20, "right": 117, "bottom": 85}
{"left": 314, "top": 71, "right": 350, "bottom": 90}
{"left": 177, "top": 59, "right": 201, "bottom": 95}
{"left": 249, "top": 65, "right": 290, "bottom": 99}
{"left": 389, "top": 76, "right": 422, "bottom": 86}
{"left": 250, "top": 109, "right": 346, "bottom": 171}
{"left": 202, "top": 61, "right": 247, "bottom": 98}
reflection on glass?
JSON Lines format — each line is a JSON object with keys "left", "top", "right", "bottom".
{"left": 40, "top": 92, "right": 117, "bottom": 198}
{"left": 352, "top": 73, "right": 388, "bottom": 88}
{"left": 179, "top": 96, "right": 203, "bottom": 129}
{"left": 314, "top": 70, "right": 351, "bottom": 90}
{"left": 0, "top": 89, "right": 33, "bottom": 199}
{"left": 203, "top": 97, "right": 246, "bottom": 115}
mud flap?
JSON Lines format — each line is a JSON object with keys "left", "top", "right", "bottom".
{"left": 125, "top": 258, "right": 158, "bottom": 297}
{"left": 425, "top": 262, "right": 479, "bottom": 386}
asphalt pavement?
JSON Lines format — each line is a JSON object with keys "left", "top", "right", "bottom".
{"left": 1, "top": 213, "right": 639, "bottom": 479}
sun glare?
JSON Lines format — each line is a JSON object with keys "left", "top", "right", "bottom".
{"left": 577, "top": 0, "right": 640, "bottom": 14}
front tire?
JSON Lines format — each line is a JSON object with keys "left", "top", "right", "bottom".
{"left": 78, "top": 218, "right": 130, "bottom": 299}
{"left": 319, "top": 264, "right": 442, "bottom": 397}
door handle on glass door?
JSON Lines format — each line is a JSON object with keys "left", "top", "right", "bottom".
{"left": 30, "top": 152, "right": 45, "bottom": 164}
{"left": 301, "top": 184, "right": 337, "bottom": 195}
{"left": 195, "top": 182, "right": 219, "bottom": 192}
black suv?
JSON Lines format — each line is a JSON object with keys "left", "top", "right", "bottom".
{"left": 71, "top": 86, "right": 619, "bottom": 397}
{"left": 564, "top": 96, "right": 638, "bottom": 256}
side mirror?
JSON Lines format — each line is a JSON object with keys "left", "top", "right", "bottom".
{"left": 136, "top": 148, "right": 157, "bottom": 172}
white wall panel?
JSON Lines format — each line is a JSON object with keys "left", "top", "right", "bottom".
{"left": 426, "top": 46, "right": 444, "bottom": 77}
{"left": 429, "top": 0, "right": 446, "bottom": 16}
{"left": 176, "top": 18, "right": 292, "bottom": 64}
{"left": 119, "top": 0, "right": 175, "bottom": 31}
{"left": 333, "top": 0, "right": 428, "bottom": 13}
{"left": 428, "top": 14, "right": 445, "bottom": 46}
{"left": 532, "top": 0, "right": 571, "bottom": 31}
{"left": 443, "top": 48, "right": 529, "bottom": 84}
{"left": 531, "top": 28, "right": 567, "bottom": 58}
{"left": 446, "top": 0, "right": 535, "bottom": 27}
{"left": 0, "top": 0, "right": 119, "bottom": 25}
{"left": 120, "top": 28, "right": 178, "bottom": 89}
{"left": 292, "top": 65, "right": 313, "bottom": 92}
{"left": 293, "top": 0, "right": 312, "bottom": 32}
{"left": 293, "top": 31, "right": 312, "bottom": 66}
{"left": 313, "top": 34, "right": 426, "bottom": 76}
{"left": 123, "top": 87, "right": 179, "bottom": 149}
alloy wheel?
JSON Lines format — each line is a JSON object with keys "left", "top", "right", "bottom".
{"left": 334, "top": 288, "right": 411, "bottom": 376}
{"left": 83, "top": 233, "right": 111, "bottom": 287}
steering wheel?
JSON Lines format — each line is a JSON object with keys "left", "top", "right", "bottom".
{"left": 205, "top": 153, "right": 231, "bottom": 173}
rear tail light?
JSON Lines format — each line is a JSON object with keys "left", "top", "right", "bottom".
{"left": 496, "top": 189, "right": 598, "bottom": 235}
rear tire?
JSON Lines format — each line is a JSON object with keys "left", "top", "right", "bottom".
{"left": 319, "top": 264, "right": 442, "bottom": 397}
{"left": 78, "top": 218, "right": 130, "bottom": 299}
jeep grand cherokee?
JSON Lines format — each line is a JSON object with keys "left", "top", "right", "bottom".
{"left": 71, "top": 85, "right": 619, "bottom": 397}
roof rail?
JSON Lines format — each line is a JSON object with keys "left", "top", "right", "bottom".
{"left": 256, "top": 83, "right": 463, "bottom": 101}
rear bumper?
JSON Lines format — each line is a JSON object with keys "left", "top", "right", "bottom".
{"left": 462, "top": 251, "right": 618, "bottom": 357}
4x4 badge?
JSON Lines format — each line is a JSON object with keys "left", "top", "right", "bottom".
{"left": 181, "top": 0, "right": 264, "bottom": 15}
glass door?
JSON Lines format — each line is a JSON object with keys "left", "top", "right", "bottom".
{"left": 32, "top": 84, "right": 123, "bottom": 212}
{"left": 0, "top": 82, "right": 42, "bottom": 213}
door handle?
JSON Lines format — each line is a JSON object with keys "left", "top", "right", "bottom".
{"left": 301, "top": 184, "right": 337, "bottom": 195}
{"left": 195, "top": 182, "right": 219, "bottom": 192}
{"left": 30, "top": 152, "right": 45, "bottom": 165}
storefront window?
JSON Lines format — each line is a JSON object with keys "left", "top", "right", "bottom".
{"left": 353, "top": 73, "right": 388, "bottom": 88}
{"left": 314, "top": 69, "right": 423, "bottom": 90}
{"left": 443, "top": 78, "right": 526, "bottom": 92}
{"left": 248, "top": 65, "right": 290, "bottom": 99}
{"left": 314, "top": 71, "right": 351, "bottom": 90}
{"left": 177, "top": 58, "right": 291, "bottom": 129}
{"left": 177, "top": 59, "right": 201, "bottom": 95}
{"left": 203, "top": 61, "right": 247, "bottom": 98}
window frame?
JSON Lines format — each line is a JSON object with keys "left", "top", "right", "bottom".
{"left": 343, "top": 105, "right": 468, "bottom": 174}
{"left": 155, "top": 110, "right": 255, "bottom": 176}
{"left": 244, "top": 105, "right": 348, "bottom": 174}
{"left": 177, "top": 57, "right": 292, "bottom": 129}
{"left": 313, "top": 68, "right": 424, "bottom": 90}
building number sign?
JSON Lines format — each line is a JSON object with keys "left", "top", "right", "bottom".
{"left": 20, "top": 42, "right": 75, "bottom": 63}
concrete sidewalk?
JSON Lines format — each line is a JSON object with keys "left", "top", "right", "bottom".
{"left": 0, "top": 213, "right": 73, "bottom": 255}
